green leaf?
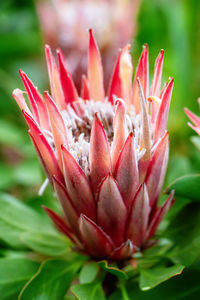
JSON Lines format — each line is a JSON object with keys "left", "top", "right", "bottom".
{"left": 80, "top": 262, "right": 99, "bottom": 284}
{"left": 166, "top": 174, "right": 200, "bottom": 201}
{"left": 71, "top": 282, "right": 106, "bottom": 300}
{"left": 0, "top": 193, "right": 70, "bottom": 255}
{"left": 139, "top": 264, "right": 184, "bottom": 290}
{"left": 0, "top": 257, "right": 39, "bottom": 300}
{"left": 19, "top": 259, "right": 80, "bottom": 300}
{"left": 98, "top": 260, "right": 127, "bottom": 279}
{"left": 20, "top": 232, "right": 70, "bottom": 256}
{"left": 165, "top": 203, "right": 200, "bottom": 266}
{"left": 191, "top": 136, "right": 200, "bottom": 151}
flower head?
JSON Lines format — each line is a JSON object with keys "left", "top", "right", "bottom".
{"left": 185, "top": 98, "right": 200, "bottom": 136}
{"left": 13, "top": 30, "right": 174, "bottom": 260}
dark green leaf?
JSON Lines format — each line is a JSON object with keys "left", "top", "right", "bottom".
{"left": 165, "top": 203, "right": 200, "bottom": 266}
{"left": 166, "top": 174, "right": 200, "bottom": 201}
{"left": 71, "top": 282, "right": 106, "bottom": 300}
{"left": 0, "top": 257, "right": 39, "bottom": 300}
{"left": 19, "top": 259, "right": 80, "bottom": 300}
{"left": 80, "top": 262, "right": 99, "bottom": 284}
{"left": 139, "top": 264, "right": 184, "bottom": 290}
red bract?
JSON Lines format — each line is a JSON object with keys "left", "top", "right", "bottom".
{"left": 185, "top": 98, "right": 200, "bottom": 136}
{"left": 13, "top": 30, "right": 174, "bottom": 260}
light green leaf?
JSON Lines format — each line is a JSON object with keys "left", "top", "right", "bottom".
{"left": 19, "top": 259, "right": 80, "bottom": 300}
{"left": 20, "top": 232, "right": 70, "bottom": 256}
{"left": 166, "top": 174, "right": 200, "bottom": 201}
{"left": 139, "top": 264, "right": 184, "bottom": 290}
{"left": 98, "top": 260, "right": 127, "bottom": 279}
{"left": 191, "top": 136, "right": 200, "bottom": 151}
{"left": 0, "top": 257, "right": 39, "bottom": 300}
{"left": 80, "top": 262, "right": 99, "bottom": 284}
{"left": 71, "top": 282, "right": 106, "bottom": 300}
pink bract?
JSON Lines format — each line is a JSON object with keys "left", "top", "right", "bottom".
{"left": 13, "top": 30, "right": 174, "bottom": 260}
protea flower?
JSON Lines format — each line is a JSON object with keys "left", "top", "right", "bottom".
{"left": 185, "top": 99, "right": 200, "bottom": 136}
{"left": 13, "top": 30, "right": 174, "bottom": 260}
{"left": 35, "top": 0, "right": 141, "bottom": 91}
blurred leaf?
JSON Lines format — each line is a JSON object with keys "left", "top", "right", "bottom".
{"left": 13, "top": 161, "right": 42, "bottom": 186}
{"left": 71, "top": 282, "right": 106, "bottom": 300}
{"left": 139, "top": 264, "right": 184, "bottom": 290}
{"left": 19, "top": 259, "right": 80, "bottom": 300}
{"left": 98, "top": 260, "right": 127, "bottom": 279}
{"left": 166, "top": 174, "right": 200, "bottom": 201}
{"left": 0, "top": 257, "right": 39, "bottom": 300}
{"left": 191, "top": 136, "right": 200, "bottom": 151}
{"left": 165, "top": 203, "right": 200, "bottom": 266}
{"left": 20, "top": 232, "right": 70, "bottom": 257}
{"left": 80, "top": 262, "right": 99, "bottom": 284}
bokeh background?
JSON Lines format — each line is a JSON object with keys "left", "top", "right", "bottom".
{"left": 0, "top": 0, "right": 200, "bottom": 204}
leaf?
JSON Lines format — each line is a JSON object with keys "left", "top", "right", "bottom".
{"left": 139, "top": 264, "right": 184, "bottom": 290}
{"left": 0, "top": 257, "right": 39, "bottom": 300}
{"left": 98, "top": 260, "right": 127, "bottom": 279}
{"left": 166, "top": 174, "right": 200, "bottom": 201}
{"left": 191, "top": 136, "right": 200, "bottom": 151}
{"left": 71, "top": 282, "right": 106, "bottom": 300}
{"left": 19, "top": 259, "right": 80, "bottom": 300}
{"left": 20, "top": 232, "right": 70, "bottom": 256}
{"left": 0, "top": 193, "right": 70, "bottom": 255}
{"left": 165, "top": 203, "right": 200, "bottom": 266}
{"left": 79, "top": 262, "right": 99, "bottom": 284}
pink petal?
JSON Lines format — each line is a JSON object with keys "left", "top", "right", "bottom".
{"left": 132, "top": 44, "right": 149, "bottom": 113}
{"left": 81, "top": 75, "right": 90, "bottom": 100}
{"left": 126, "top": 184, "right": 150, "bottom": 247}
{"left": 45, "top": 44, "right": 65, "bottom": 110}
{"left": 145, "top": 190, "right": 175, "bottom": 241}
{"left": 108, "top": 44, "right": 132, "bottom": 106}
{"left": 184, "top": 108, "right": 200, "bottom": 127}
{"left": 187, "top": 122, "right": 200, "bottom": 136}
{"left": 12, "top": 88, "right": 32, "bottom": 116}
{"left": 154, "top": 78, "right": 174, "bottom": 141}
{"left": 88, "top": 29, "right": 104, "bottom": 102}
{"left": 23, "top": 111, "right": 63, "bottom": 183}
{"left": 108, "top": 49, "right": 123, "bottom": 103}
{"left": 97, "top": 175, "right": 127, "bottom": 246}
{"left": 44, "top": 91, "right": 68, "bottom": 171}
{"left": 61, "top": 145, "right": 95, "bottom": 220}
{"left": 137, "top": 78, "right": 151, "bottom": 161}
{"left": 145, "top": 131, "right": 169, "bottom": 207}
{"left": 52, "top": 175, "right": 81, "bottom": 239}
{"left": 89, "top": 113, "right": 112, "bottom": 194}
{"left": 19, "top": 70, "right": 50, "bottom": 131}
{"left": 19, "top": 69, "right": 40, "bottom": 124}
{"left": 150, "top": 49, "right": 164, "bottom": 122}
{"left": 57, "top": 48, "right": 79, "bottom": 103}
{"left": 79, "top": 214, "right": 113, "bottom": 258}
{"left": 112, "top": 99, "right": 126, "bottom": 171}
{"left": 114, "top": 132, "right": 139, "bottom": 208}
{"left": 42, "top": 206, "right": 76, "bottom": 244}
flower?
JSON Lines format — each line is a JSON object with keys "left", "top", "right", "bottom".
{"left": 35, "top": 0, "right": 141, "bottom": 91}
{"left": 184, "top": 99, "right": 200, "bottom": 136}
{"left": 13, "top": 30, "right": 174, "bottom": 260}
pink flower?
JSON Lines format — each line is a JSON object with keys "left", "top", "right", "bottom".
{"left": 35, "top": 0, "right": 141, "bottom": 91}
{"left": 184, "top": 99, "right": 200, "bottom": 136}
{"left": 13, "top": 30, "right": 174, "bottom": 260}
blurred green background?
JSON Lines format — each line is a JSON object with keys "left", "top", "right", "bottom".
{"left": 0, "top": 0, "right": 200, "bottom": 201}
